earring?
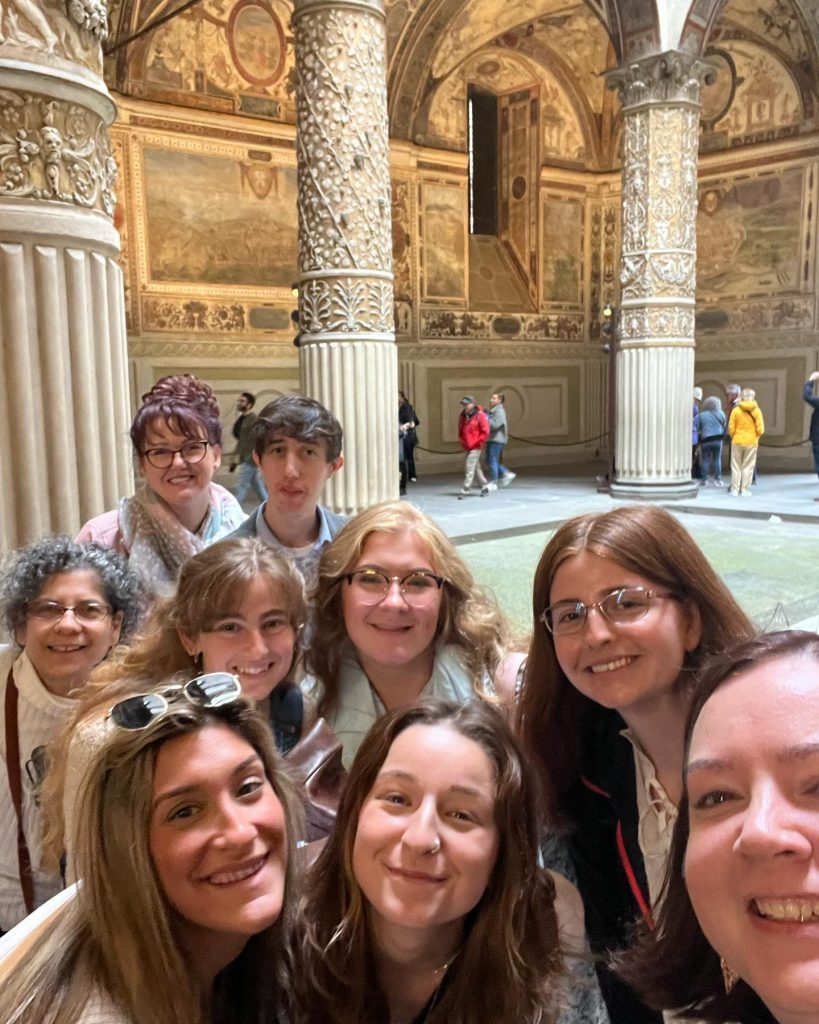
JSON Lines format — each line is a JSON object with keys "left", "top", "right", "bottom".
{"left": 720, "top": 956, "right": 738, "bottom": 995}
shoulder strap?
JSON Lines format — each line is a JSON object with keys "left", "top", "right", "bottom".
{"left": 268, "top": 685, "right": 304, "bottom": 755}
{"left": 5, "top": 667, "right": 34, "bottom": 914}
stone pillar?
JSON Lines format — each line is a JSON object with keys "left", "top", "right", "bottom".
{"left": 292, "top": 0, "right": 396, "bottom": 515}
{"left": 607, "top": 52, "right": 712, "bottom": 499}
{"left": 0, "top": 0, "right": 132, "bottom": 551}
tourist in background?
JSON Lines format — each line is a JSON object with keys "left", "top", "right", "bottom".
{"left": 0, "top": 681, "right": 301, "bottom": 1024}
{"left": 517, "top": 505, "right": 753, "bottom": 1024}
{"left": 484, "top": 392, "right": 516, "bottom": 492}
{"left": 299, "top": 699, "right": 561, "bottom": 1024}
{"left": 804, "top": 371, "right": 819, "bottom": 497}
{"left": 303, "top": 501, "right": 523, "bottom": 767}
{"left": 457, "top": 396, "right": 490, "bottom": 497}
{"left": 78, "top": 374, "right": 244, "bottom": 600}
{"left": 692, "top": 386, "right": 703, "bottom": 481}
{"left": 398, "top": 390, "right": 420, "bottom": 486}
{"left": 229, "top": 391, "right": 268, "bottom": 506}
{"left": 617, "top": 630, "right": 819, "bottom": 1024}
{"left": 696, "top": 396, "right": 726, "bottom": 487}
{"left": 0, "top": 537, "right": 139, "bottom": 932}
{"left": 728, "top": 387, "right": 765, "bottom": 497}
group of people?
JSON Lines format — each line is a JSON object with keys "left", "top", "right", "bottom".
{"left": 458, "top": 393, "right": 516, "bottom": 497}
{"left": 693, "top": 382, "right": 765, "bottom": 496}
{"left": 0, "top": 372, "right": 817, "bottom": 1024}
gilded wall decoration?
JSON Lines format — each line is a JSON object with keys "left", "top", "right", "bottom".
{"left": 540, "top": 195, "right": 583, "bottom": 305}
{"left": 706, "top": 41, "right": 804, "bottom": 148}
{"left": 141, "top": 147, "right": 298, "bottom": 287}
{"left": 392, "top": 177, "right": 413, "bottom": 301}
{"left": 0, "top": 91, "right": 116, "bottom": 216}
{"left": 420, "top": 182, "right": 467, "bottom": 301}
{"left": 420, "top": 308, "right": 583, "bottom": 339}
{"left": 697, "top": 167, "right": 804, "bottom": 299}
{"left": 142, "top": 297, "right": 248, "bottom": 331}
{"left": 137, "top": 0, "right": 295, "bottom": 121}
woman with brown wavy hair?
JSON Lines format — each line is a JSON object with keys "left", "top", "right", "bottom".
{"left": 303, "top": 501, "right": 522, "bottom": 767}
{"left": 299, "top": 698, "right": 561, "bottom": 1024}
{"left": 517, "top": 505, "right": 754, "bottom": 1024}
{"left": 78, "top": 374, "right": 244, "bottom": 599}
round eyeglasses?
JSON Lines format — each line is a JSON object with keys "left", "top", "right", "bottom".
{"left": 340, "top": 568, "right": 446, "bottom": 606}
{"left": 141, "top": 440, "right": 210, "bottom": 469}
{"left": 540, "top": 587, "right": 674, "bottom": 636}
{"left": 27, "top": 599, "right": 112, "bottom": 624}
{"left": 108, "top": 672, "right": 242, "bottom": 731}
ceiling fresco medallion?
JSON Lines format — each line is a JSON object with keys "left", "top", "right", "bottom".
{"left": 227, "top": 0, "right": 286, "bottom": 86}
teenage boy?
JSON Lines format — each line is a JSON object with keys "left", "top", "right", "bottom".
{"left": 228, "top": 394, "right": 345, "bottom": 591}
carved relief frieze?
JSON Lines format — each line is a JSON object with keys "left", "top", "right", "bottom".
{"left": 696, "top": 296, "right": 814, "bottom": 334}
{"left": 293, "top": 3, "right": 393, "bottom": 275}
{"left": 0, "top": 0, "right": 105, "bottom": 75}
{"left": 0, "top": 91, "right": 115, "bottom": 216}
{"left": 398, "top": 342, "right": 599, "bottom": 361}
{"left": 300, "top": 276, "right": 393, "bottom": 335}
{"left": 620, "top": 305, "right": 695, "bottom": 341}
{"left": 129, "top": 339, "right": 299, "bottom": 360}
{"left": 621, "top": 253, "right": 697, "bottom": 300}
{"left": 420, "top": 309, "right": 585, "bottom": 341}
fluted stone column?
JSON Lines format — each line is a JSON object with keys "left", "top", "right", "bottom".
{"left": 0, "top": 0, "right": 132, "bottom": 551}
{"left": 292, "top": 0, "right": 396, "bottom": 514}
{"left": 607, "top": 52, "right": 712, "bottom": 499}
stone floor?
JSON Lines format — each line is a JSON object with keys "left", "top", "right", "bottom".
{"left": 399, "top": 464, "right": 819, "bottom": 634}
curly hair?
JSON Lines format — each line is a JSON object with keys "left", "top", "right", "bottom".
{"left": 614, "top": 630, "right": 819, "bottom": 1023}
{"left": 130, "top": 373, "right": 223, "bottom": 453}
{"left": 298, "top": 699, "right": 560, "bottom": 1024}
{"left": 306, "top": 502, "right": 515, "bottom": 718}
{"left": 0, "top": 535, "right": 142, "bottom": 641}
{"left": 517, "top": 505, "right": 754, "bottom": 825}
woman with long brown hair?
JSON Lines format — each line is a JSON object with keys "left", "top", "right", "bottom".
{"left": 518, "top": 505, "right": 754, "bottom": 1024}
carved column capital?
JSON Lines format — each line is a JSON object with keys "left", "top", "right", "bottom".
{"left": 607, "top": 50, "right": 715, "bottom": 111}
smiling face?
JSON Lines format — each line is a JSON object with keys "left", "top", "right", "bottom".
{"left": 341, "top": 530, "right": 443, "bottom": 683}
{"left": 253, "top": 434, "right": 342, "bottom": 520}
{"left": 149, "top": 722, "right": 287, "bottom": 954}
{"left": 685, "top": 654, "right": 819, "bottom": 1023}
{"left": 15, "top": 569, "right": 123, "bottom": 697}
{"left": 181, "top": 578, "right": 297, "bottom": 702}
{"left": 139, "top": 418, "right": 221, "bottom": 517}
{"left": 548, "top": 550, "right": 701, "bottom": 720}
{"left": 353, "top": 724, "right": 499, "bottom": 944}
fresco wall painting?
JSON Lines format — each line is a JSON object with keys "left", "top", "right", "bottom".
{"left": 540, "top": 194, "right": 584, "bottom": 307}
{"left": 420, "top": 181, "right": 468, "bottom": 302}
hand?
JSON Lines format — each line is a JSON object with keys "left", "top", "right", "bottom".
{"left": 810, "top": 371, "right": 819, "bottom": 383}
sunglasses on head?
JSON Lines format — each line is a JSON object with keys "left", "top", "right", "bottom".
{"left": 109, "top": 672, "right": 242, "bottom": 731}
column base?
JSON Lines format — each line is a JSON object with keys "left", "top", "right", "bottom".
{"left": 608, "top": 479, "right": 700, "bottom": 500}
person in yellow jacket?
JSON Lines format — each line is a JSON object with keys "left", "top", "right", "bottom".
{"left": 728, "top": 387, "right": 764, "bottom": 496}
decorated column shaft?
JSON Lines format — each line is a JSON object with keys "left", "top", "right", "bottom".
{"left": 607, "top": 52, "right": 712, "bottom": 499}
{"left": 292, "top": 0, "right": 396, "bottom": 514}
{"left": 0, "top": 0, "right": 132, "bottom": 550}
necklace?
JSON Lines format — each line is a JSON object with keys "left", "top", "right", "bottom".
{"left": 393, "top": 949, "right": 461, "bottom": 1024}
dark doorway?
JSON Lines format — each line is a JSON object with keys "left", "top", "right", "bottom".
{"left": 468, "top": 85, "right": 498, "bottom": 235}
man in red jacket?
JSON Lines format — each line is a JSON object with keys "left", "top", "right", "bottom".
{"left": 458, "top": 395, "right": 490, "bottom": 495}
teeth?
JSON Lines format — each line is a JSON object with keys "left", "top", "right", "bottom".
{"left": 755, "top": 898, "right": 819, "bottom": 921}
{"left": 237, "top": 666, "right": 269, "bottom": 676}
{"left": 50, "top": 645, "right": 84, "bottom": 652}
{"left": 590, "top": 656, "right": 634, "bottom": 674}
{"left": 208, "top": 857, "right": 264, "bottom": 885}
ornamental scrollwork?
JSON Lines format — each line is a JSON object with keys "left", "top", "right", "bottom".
{"left": 293, "top": 3, "right": 393, "bottom": 276}
{"left": 300, "top": 277, "right": 394, "bottom": 335}
{"left": 420, "top": 309, "right": 584, "bottom": 341}
{"left": 621, "top": 253, "right": 696, "bottom": 300}
{"left": 619, "top": 305, "right": 695, "bottom": 341}
{"left": 142, "top": 298, "right": 247, "bottom": 332}
{"left": 0, "top": 91, "right": 115, "bottom": 216}
{"left": 607, "top": 50, "right": 715, "bottom": 111}
{"left": 0, "top": 0, "right": 106, "bottom": 72}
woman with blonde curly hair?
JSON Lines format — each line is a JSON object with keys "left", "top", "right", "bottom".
{"left": 303, "top": 501, "right": 522, "bottom": 767}
{"left": 0, "top": 678, "right": 300, "bottom": 1024}
{"left": 78, "top": 374, "right": 244, "bottom": 599}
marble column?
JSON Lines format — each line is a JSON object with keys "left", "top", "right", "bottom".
{"left": 0, "top": 0, "right": 132, "bottom": 551}
{"left": 606, "top": 52, "right": 713, "bottom": 499}
{"left": 292, "top": 0, "right": 396, "bottom": 515}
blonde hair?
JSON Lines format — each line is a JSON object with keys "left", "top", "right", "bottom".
{"left": 307, "top": 502, "right": 515, "bottom": 718}
{"left": 740, "top": 387, "right": 756, "bottom": 400}
{"left": 0, "top": 694, "right": 301, "bottom": 1024}
{"left": 40, "top": 537, "right": 306, "bottom": 869}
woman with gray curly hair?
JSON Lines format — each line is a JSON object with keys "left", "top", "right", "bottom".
{"left": 0, "top": 535, "right": 140, "bottom": 933}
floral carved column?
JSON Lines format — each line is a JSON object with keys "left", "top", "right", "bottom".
{"left": 292, "top": 0, "right": 396, "bottom": 514}
{"left": 607, "top": 52, "right": 713, "bottom": 498}
{"left": 0, "top": 0, "right": 132, "bottom": 550}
